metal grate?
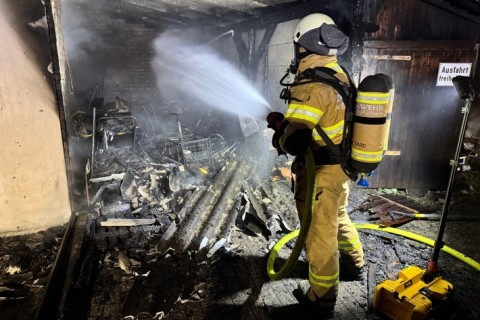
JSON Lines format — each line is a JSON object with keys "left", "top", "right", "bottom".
{"left": 181, "top": 134, "right": 213, "bottom": 168}
{"left": 168, "top": 134, "right": 213, "bottom": 167}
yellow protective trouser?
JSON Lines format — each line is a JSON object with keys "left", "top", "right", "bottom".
{"left": 294, "top": 164, "right": 365, "bottom": 307}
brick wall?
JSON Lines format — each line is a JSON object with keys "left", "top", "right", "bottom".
{"left": 65, "top": 7, "right": 161, "bottom": 106}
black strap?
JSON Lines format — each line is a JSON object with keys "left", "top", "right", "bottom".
{"left": 314, "top": 124, "right": 336, "bottom": 150}
{"left": 311, "top": 146, "right": 343, "bottom": 165}
{"left": 302, "top": 66, "right": 359, "bottom": 180}
{"left": 288, "top": 65, "right": 358, "bottom": 179}
{"left": 354, "top": 116, "right": 386, "bottom": 125}
{"left": 304, "top": 67, "right": 355, "bottom": 155}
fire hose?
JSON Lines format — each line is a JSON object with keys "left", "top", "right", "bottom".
{"left": 267, "top": 217, "right": 480, "bottom": 281}
{"left": 353, "top": 223, "right": 480, "bottom": 272}
{"left": 267, "top": 147, "right": 316, "bottom": 280}
{"left": 266, "top": 153, "right": 480, "bottom": 280}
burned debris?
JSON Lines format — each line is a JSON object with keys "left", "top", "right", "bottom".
{"left": 355, "top": 194, "right": 442, "bottom": 227}
{"left": 0, "top": 226, "right": 66, "bottom": 319}
{"left": 2, "top": 89, "right": 479, "bottom": 319}
{"left": 4, "top": 93, "right": 480, "bottom": 318}
{"left": 49, "top": 94, "right": 308, "bottom": 318}
{"left": 74, "top": 91, "right": 295, "bottom": 254}
{"left": 79, "top": 97, "right": 223, "bottom": 252}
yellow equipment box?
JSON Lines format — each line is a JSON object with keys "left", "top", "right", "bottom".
{"left": 373, "top": 265, "right": 453, "bottom": 320}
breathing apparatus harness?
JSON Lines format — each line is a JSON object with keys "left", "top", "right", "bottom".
{"left": 267, "top": 63, "right": 357, "bottom": 281}
{"left": 268, "top": 13, "right": 395, "bottom": 282}
{"left": 279, "top": 61, "right": 359, "bottom": 181}
{"left": 267, "top": 57, "right": 394, "bottom": 280}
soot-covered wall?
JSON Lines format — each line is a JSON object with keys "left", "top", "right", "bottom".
{"left": 365, "top": 0, "right": 480, "bottom": 139}
{"left": 0, "top": 0, "right": 71, "bottom": 235}
{"left": 62, "top": 1, "right": 160, "bottom": 104}
{"left": 61, "top": 2, "right": 258, "bottom": 207}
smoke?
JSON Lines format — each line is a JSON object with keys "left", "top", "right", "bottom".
{"left": 61, "top": 1, "right": 106, "bottom": 93}
{"left": 151, "top": 30, "right": 272, "bottom": 121}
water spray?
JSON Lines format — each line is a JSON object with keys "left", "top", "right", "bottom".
{"left": 151, "top": 32, "right": 272, "bottom": 122}
{"left": 208, "top": 29, "right": 234, "bottom": 44}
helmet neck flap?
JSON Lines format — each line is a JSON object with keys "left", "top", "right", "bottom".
{"left": 293, "top": 13, "right": 348, "bottom": 59}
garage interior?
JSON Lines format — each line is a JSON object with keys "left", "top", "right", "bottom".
{"left": 0, "top": 0, "right": 479, "bottom": 319}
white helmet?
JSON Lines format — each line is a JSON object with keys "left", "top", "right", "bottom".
{"left": 293, "top": 13, "right": 348, "bottom": 56}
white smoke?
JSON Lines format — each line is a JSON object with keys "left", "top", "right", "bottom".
{"left": 151, "top": 31, "right": 271, "bottom": 120}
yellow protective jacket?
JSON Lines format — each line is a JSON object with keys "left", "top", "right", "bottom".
{"left": 279, "top": 55, "right": 365, "bottom": 302}
{"left": 279, "top": 55, "right": 349, "bottom": 162}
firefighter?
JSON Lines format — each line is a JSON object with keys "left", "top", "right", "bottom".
{"left": 267, "top": 13, "right": 365, "bottom": 317}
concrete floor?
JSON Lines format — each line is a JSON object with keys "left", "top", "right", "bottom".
{"left": 92, "top": 184, "right": 479, "bottom": 320}
{"left": 2, "top": 164, "right": 479, "bottom": 320}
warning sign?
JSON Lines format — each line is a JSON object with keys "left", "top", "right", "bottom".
{"left": 436, "top": 63, "right": 472, "bottom": 86}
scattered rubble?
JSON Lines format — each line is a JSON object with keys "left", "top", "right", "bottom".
{"left": 0, "top": 226, "right": 66, "bottom": 319}
{"left": 2, "top": 97, "right": 479, "bottom": 319}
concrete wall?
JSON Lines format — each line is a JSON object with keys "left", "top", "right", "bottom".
{"left": 0, "top": 0, "right": 71, "bottom": 236}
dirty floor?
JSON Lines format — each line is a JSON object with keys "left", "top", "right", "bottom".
{"left": 1, "top": 169, "right": 479, "bottom": 320}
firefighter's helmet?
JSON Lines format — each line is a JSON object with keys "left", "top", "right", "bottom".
{"left": 293, "top": 13, "right": 348, "bottom": 56}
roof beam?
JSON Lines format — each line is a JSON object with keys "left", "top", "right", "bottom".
{"left": 422, "top": 0, "right": 480, "bottom": 24}
{"left": 123, "top": 0, "right": 260, "bottom": 24}
{"left": 204, "top": 0, "right": 320, "bottom": 34}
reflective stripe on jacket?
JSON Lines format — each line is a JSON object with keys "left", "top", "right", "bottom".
{"left": 279, "top": 55, "right": 349, "bottom": 155}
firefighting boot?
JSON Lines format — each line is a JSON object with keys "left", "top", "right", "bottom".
{"left": 339, "top": 250, "right": 365, "bottom": 281}
{"left": 295, "top": 280, "right": 335, "bottom": 319}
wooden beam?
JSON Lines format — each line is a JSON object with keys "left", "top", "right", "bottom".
{"left": 100, "top": 218, "right": 157, "bottom": 227}
{"left": 233, "top": 32, "right": 248, "bottom": 70}
{"left": 422, "top": 0, "right": 480, "bottom": 24}
{"left": 233, "top": 23, "right": 276, "bottom": 79}
{"left": 251, "top": 24, "right": 276, "bottom": 72}
{"left": 364, "top": 40, "right": 479, "bottom": 50}
{"left": 122, "top": 0, "right": 256, "bottom": 28}
{"left": 205, "top": 0, "right": 316, "bottom": 34}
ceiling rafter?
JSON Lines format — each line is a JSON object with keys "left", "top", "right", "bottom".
{"left": 206, "top": 0, "right": 327, "bottom": 34}
{"left": 117, "top": 0, "right": 302, "bottom": 30}
{"left": 123, "top": 0, "right": 262, "bottom": 24}
{"left": 423, "top": 0, "right": 480, "bottom": 24}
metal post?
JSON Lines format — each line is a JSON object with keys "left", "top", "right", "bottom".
{"left": 171, "top": 113, "right": 185, "bottom": 165}
{"left": 90, "top": 107, "right": 96, "bottom": 176}
{"left": 426, "top": 95, "right": 473, "bottom": 278}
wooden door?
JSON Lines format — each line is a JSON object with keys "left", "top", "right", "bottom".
{"left": 361, "top": 41, "right": 478, "bottom": 190}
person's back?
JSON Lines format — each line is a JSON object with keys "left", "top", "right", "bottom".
{"left": 266, "top": 13, "right": 365, "bottom": 319}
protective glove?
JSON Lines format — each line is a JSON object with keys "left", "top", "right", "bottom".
{"left": 266, "top": 112, "right": 288, "bottom": 156}
{"left": 271, "top": 130, "right": 286, "bottom": 156}
{"left": 266, "top": 112, "right": 288, "bottom": 132}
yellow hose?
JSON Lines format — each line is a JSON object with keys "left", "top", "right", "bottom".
{"left": 354, "top": 223, "right": 480, "bottom": 272}
{"left": 267, "top": 147, "right": 316, "bottom": 280}
{"left": 267, "top": 220, "right": 480, "bottom": 277}
{"left": 266, "top": 153, "right": 480, "bottom": 277}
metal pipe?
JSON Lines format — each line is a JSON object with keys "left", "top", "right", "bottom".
{"left": 428, "top": 98, "right": 472, "bottom": 273}
{"left": 90, "top": 107, "right": 96, "bottom": 176}
{"left": 207, "top": 29, "right": 234, "bottom": 44}
{"left": 34, "top": 212, "right": 77, "bottom": 319}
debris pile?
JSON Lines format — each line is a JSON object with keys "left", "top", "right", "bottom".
{"left": 3, "top": 93, "right": 477, "bottom": 319}
{"left": 88, "top": 146, "right": 210, "bottom": 251}
{"left": 356, "top": 194, "right": 441, "bottom": 226}
{"left": 65, "top": 107, "right": 305, "bottom": 317}
{"left": 0, "top": 226, "right": 66, "bottom": 319}
{"left": 82, "top": 96, "right": 243, "bottom": 253}
{"left": 75, "top": 156, "right": 305, "bottom": 319}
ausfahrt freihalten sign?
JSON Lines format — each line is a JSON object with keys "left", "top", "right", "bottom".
{"left": 436, "top": 62, "right": 472, "bottom": 86}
